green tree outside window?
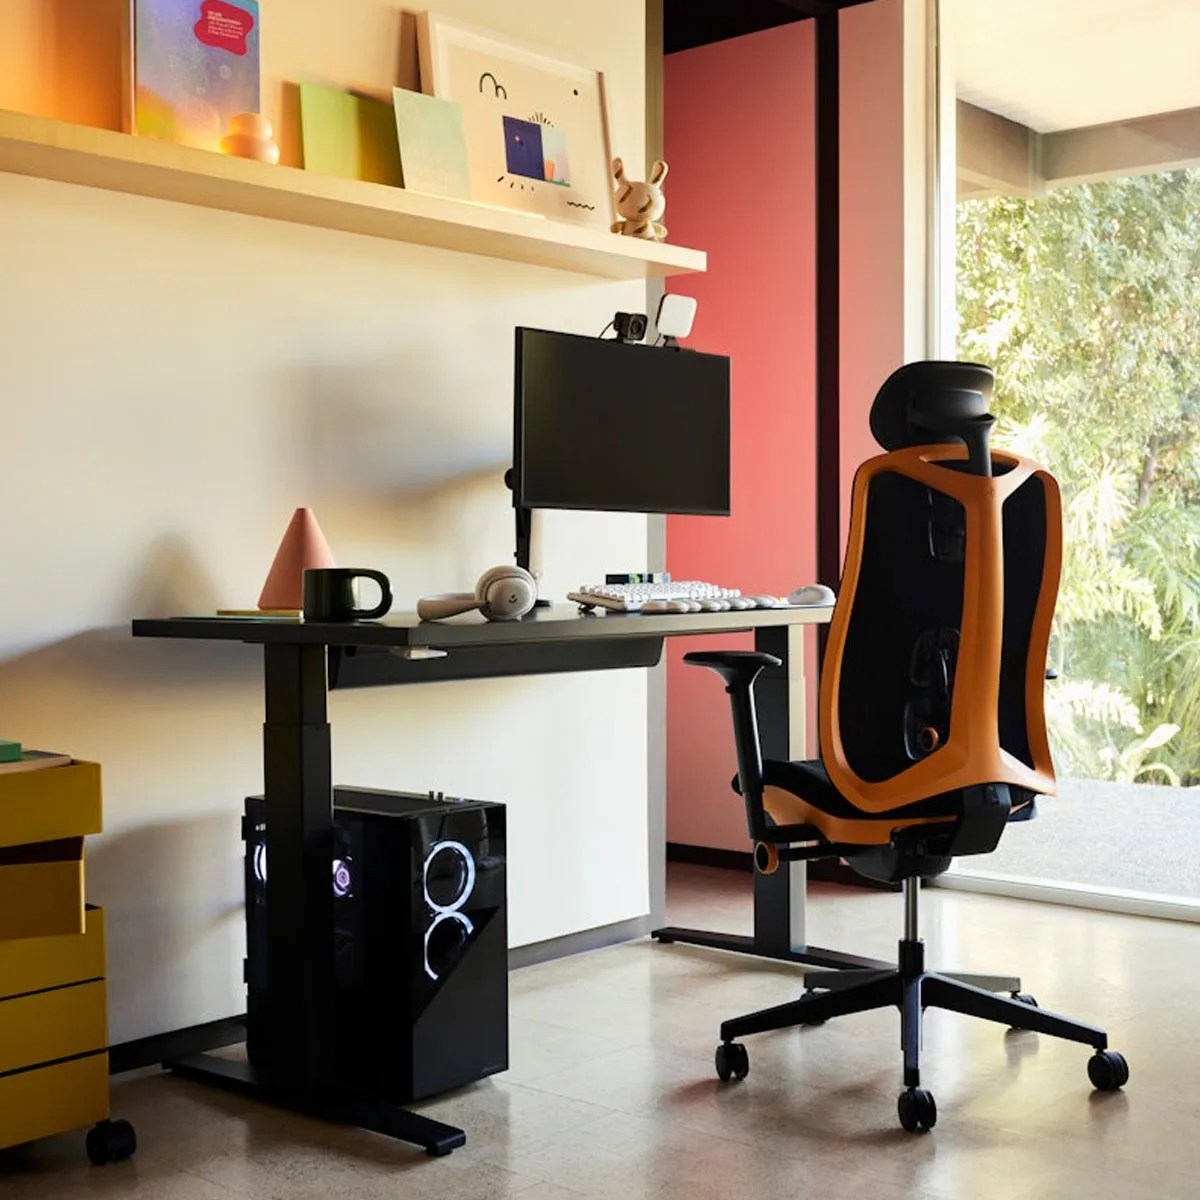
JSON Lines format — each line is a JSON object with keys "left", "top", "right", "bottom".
{"left": 958, "top": 169, "right": 1200, "bottom": 784}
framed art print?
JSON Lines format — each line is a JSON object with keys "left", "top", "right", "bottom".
{"left": 416, "top": 13, "right": 615, "bottom": 228}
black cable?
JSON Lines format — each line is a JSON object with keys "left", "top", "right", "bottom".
{"left": 598, "top": 320, "right": 614, "bottom": 339}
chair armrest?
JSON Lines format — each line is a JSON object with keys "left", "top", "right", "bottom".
{"left": 683, "top": 651, "right": 781, "bottom": 843}
{"left": 683, "top": 650, "right": 781, "bottom": 690}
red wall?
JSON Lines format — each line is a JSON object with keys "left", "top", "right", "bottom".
{"left": 839, "top": 0, "right": 908, "bottom": 542}
{"left": 663, "top": 24, "right": 817, "bottom": 850}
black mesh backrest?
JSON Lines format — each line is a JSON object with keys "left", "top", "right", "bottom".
{"left": 998, "top": 474, "right": 1050, "bottom": 768}
{"left": 837, "top": 469, "right": 966, "bottom": 783}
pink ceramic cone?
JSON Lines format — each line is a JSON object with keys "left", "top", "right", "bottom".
{"left": 258, "top": 508, "right": 336, "bottom": 610}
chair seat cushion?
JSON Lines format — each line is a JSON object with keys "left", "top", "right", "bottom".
{"left": 734, "top": 760, "right": 1035, "bottom": 847}
{"left": 762, "top": 760, "right": 963, "bottom": 820}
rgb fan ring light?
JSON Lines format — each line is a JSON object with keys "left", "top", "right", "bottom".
{"left": 423, "top": 840, "right": 477, "bottom": 981}
{"left": 252, "top": 842, "right": 268, "bottom": 885}
{"left": 252, "top": 844, "right": 355, "bottom": 901}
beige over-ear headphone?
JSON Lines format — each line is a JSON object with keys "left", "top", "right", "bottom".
{"left": 417, "top": 565, "right": 538, "bottom": 622}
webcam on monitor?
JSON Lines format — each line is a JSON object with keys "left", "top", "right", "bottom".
{"left": 608, "top": 295, "right": 698, "bottom": 347}
{"left": 612, "top": 311, "right": 649, "bottom": 343}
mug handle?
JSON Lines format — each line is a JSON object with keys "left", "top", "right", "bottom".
{"left": 349, "top": 569, "right": 392, "bottom": 619}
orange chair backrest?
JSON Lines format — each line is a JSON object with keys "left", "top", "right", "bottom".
{"left": 819, "top": 444, "right": 1061, "bottom": 814}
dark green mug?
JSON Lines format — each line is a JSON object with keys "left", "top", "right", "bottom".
{"left": 302, "top": 568, "right": 392, "bottom": 621}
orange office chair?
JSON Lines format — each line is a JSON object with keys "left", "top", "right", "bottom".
{"left": 686, "top": 362, "right": 1128, "bottom": 1133}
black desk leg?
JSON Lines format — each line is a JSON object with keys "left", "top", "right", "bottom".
{"left": 653, "top": 625, "right": 892, "bottom": 973}
{"left": 166, "top": 1055, "right": 465, "bottom": 1157}
{"left": 166, "top": 642, "right": 466, "bottom": 1156}
{"left": 260, "top": 641, "right": 336, "bottom": 1085}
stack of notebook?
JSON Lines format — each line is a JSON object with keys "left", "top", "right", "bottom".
{"left": 0, "top": 740, "right": 71, "bottom": 775}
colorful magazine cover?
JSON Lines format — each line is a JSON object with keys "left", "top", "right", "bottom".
{"left": 133, "top": 0, "right": 261, "bottom": 152}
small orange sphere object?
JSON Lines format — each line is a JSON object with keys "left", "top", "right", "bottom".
{"left": 220, "top": 112, "right": 280, "bottom": 165}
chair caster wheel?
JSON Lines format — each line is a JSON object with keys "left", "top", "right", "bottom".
{"left": 1088, "top": 1050, "right": 1129, "bottom": 1091}
{"left": 897, "top": 1087, "right": 937, "bottom": 1132}
{"left": 1009, "top": 992, "right": 1038, "bottom": 1028}
{"left": 715, "top": 1042, "right": 749, "bottom": 1083}
{"left": 800, "top": 988, "right": 827, "bottom": 1025}
{"left": 86, "top": 1118, "right": 137, "bottom": 1165}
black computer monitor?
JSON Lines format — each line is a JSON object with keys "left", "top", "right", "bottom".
{"left": 512, "top": 327, "right": 731, "bottom": 515}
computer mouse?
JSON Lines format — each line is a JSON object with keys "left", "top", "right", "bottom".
{"left": 788, "top": 583, "right": 836, "bottom": 606}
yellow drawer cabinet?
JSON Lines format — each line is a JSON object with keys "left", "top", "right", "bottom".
{"left": 0, "top": 980, "right": 108, "bottom": 1075}
{"left": 0, "top": 762, "right": 103, "bottom": 847}
{"left": 0, "top": 761, "right": 102, "bottom": 941}
{"left": 0, "top": 1053, "right": 110, "bottom": 1152}
{"left": 0, "top": 906, "right": 106, "bottom": 999}
{"left": 0, "top": 763, "right": 136, "bottom": 1165}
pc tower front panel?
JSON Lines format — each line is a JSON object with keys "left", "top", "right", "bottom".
{"left": 243, "top": 787, "right": 507, "bottom": 1102}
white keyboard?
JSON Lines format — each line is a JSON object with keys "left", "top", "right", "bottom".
{"left": 567, "top": 581, "right": 783, "bottom": 613}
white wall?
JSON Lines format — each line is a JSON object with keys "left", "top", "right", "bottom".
{"left": 0, "top": 0, "right": 651, "bottom": 1044}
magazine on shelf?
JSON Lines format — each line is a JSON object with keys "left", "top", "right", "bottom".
{"left": 127, "top": 0, "right": 261, "bottom": 153}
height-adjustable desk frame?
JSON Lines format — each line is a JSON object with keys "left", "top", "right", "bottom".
{"left": 132, "top": 604, "right": 883, "bottom": 1154}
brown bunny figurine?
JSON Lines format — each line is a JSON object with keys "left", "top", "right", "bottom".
{"left": 611, "top": 157, "right": 668, "bottom": 241}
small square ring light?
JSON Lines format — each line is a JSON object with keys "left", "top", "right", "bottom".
{"left": 656, "top": 294, "right": 698, "bottom": 346}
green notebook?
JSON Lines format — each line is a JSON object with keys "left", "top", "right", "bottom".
{"left": 0, "top": 740, "right": 21, "bottom": 764}
{"left": 392, "top": 89, "right": 471, "bottom": 200}
{"left": 299, "top": 83, "right": 403, "bottom": 186}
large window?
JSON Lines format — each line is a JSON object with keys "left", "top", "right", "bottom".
{"left": 955, "top": 171, "right": 1200, "bottom": 903}
{"left": 943, "top": 3, "right": 1200, "bottom": 911}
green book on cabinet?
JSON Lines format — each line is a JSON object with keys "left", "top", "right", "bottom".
{"left": 0, "top": 740, "right": 21, "bottom": 763}
{"left": 0, "top": 750, "right": 73, "bottom": 775}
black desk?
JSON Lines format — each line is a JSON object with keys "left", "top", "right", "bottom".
{"left": 133, "top": 603, "right": 877, "bottom": 1153}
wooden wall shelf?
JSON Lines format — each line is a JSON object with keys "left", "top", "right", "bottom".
{"left": 0, "top": 110, "right": 706, "bottom": 281}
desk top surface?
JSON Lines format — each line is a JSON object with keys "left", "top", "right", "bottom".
{"left": 132, "top": 602, "right": 833, "bottom": 649}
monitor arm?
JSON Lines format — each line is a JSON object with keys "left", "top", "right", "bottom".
{"left": 503, "top": 468, "right": 530, "bottom": 570}
{"left": 505, "top": 469, "right": 549, "bottom": 605}
{"left": 515, "top": 504, "right": 533, "bottom": 574}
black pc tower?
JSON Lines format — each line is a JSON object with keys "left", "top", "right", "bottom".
{"left": 243, "top": 787, "right": 508, "bottom": 1103}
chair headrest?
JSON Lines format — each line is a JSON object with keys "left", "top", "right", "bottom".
{"left": 869, "top": 361, "right": 995, "bottom": 452}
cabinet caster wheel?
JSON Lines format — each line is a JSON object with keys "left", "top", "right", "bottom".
{"left": 715, "top": 1042, "right": 749, "bottom": 1083}
{"left": 1088, "top": 1050, "right": 1129, "bottom": 1091}
{"left": 86, "top": 1118, "right": 137, "bottom": 1165}
{"left": 1009, "top": 992, "right": 1038, "bottom": 1029}
{"left": 800, "top": 988, "right": 827, "bottom": 1025}
{"left": 897, "top": 1087, "right": 937, "bottom": 1133}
